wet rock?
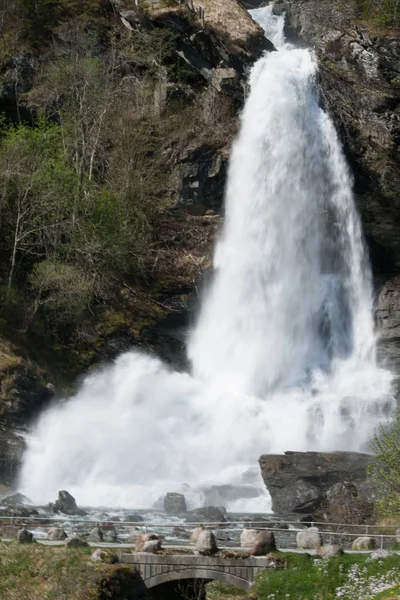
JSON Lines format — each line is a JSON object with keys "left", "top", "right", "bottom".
{"left": 66, "top": 535, "right": 89, "bottom": 548}
{"left": 17, "top": 527, "right": 33, "bottom": 544}
{"left": 249, "top": 531, "right": 276, "bottom": 556}
{"left": 186, "top": 506, "right": 227, "bottom": 523}
{"left": 195, "top": 530, "right": 218, "bottom": 556}
{"left": 51, "top": 490, "right": 87, "bottom": 516}
{"left": 316, "top": 544, "right": 343, "bottom": 559}
{"left": 259, "top": 451, "right": 374, "bottom": 516}
{"left": 47, "top": 527, "right": 67, "bottom": 541}
{"left": 296, "top": 527, "right": 322, "bottom": 550}
{"left": 164, "top": 492, "right": 187, "bottom": 515}
{"left": 87, "top": 527, "right": 104, "bottom": 543}
{"left": 102, "top": 525, "right": 118, "bottom": 543}
{"left": 352, "top": 536, "right": 376, "bottom": 550}
{"left": 1, "top": 493, "right": 31, "bottom": 506}
{"left": 124, "top": 514, "right": 144, "bottom": 523}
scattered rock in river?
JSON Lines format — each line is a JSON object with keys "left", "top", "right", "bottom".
{"left": 186, "top": 506, "right": 227, "bottom": 522}
{"left": 87, "top": 526, "right": 103, "bottom": 543}
{"left": 124, "top": 514, "right": 144, "bottom": 523}
{"left": 50, "top": 490, "right": 87, "bottom": 516}
{"left": 1, "top": 493, "right": 32, "bottom": 506}
{"left": 47, "top": 527, "right": 67, "bottom": 541}
{"left": 164, "top": 492, "right": 187, "bottom": 515}
{"left": 17, "top": 527, "right": 33, "bottom": 544}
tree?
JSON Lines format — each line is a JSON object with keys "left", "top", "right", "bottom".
{"left": 368, "top": 411, "right": 400, "bottom": 517}
{"left": 0, "top": 120, "right": 75, "bottom": 291}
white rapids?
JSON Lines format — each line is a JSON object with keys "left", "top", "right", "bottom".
{"left": 19, "top": 6, "right": 394, "bottom": 510}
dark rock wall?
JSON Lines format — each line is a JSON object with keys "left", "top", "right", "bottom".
{"left": 259, "top": 451, "right": 374, "bottom": 515}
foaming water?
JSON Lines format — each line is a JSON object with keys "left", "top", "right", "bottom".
{"left": 19, "top": 8, "right": 394, "bottom": 509}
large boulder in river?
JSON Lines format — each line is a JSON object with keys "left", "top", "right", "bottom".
{"left": 164, "top": 492, "right": 187, "bottom": 515}
{"left": 1, "top": 493, "right": 31, "bottom": 506}
{"left": 186, "top": 506, "right": 227, "bottom": 522}
{"left": 47, "top": 527, "right": 67, "bottom": 541}
{"left": 259, "top": 451, "right": 375, "bottom": 516}
{"left": 51, "top": 490, "right": 87, "bottom": 516}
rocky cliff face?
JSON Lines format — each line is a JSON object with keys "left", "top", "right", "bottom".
{"left": 271, "top": 0, "right": 400, "bottom": 380}
{"left": 259, "top": 451, "right": 375, "bottom": 516}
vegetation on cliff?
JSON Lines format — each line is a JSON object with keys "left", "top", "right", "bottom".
{"left": 0, "top": 0, "right": 244, "bottom": 384}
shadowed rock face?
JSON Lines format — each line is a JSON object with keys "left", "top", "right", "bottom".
{"left": 259, "top": 451, "right": 375, "bottom": 515}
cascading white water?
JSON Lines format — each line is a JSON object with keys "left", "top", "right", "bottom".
{"left": 19, "top": 7, "right": 394, "bottom": 509}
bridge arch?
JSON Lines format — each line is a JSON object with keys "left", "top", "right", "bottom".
{"left": 145, "top": 569, "right": 251, "bottom": 591}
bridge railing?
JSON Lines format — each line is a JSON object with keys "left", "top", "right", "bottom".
{"left": 0, "top": 516, "right": 399, "bottom": 549}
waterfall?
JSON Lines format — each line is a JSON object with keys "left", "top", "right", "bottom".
{"left": 19, "top": 7, "right": 394, "bottom": 510}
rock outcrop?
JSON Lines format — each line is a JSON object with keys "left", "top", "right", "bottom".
{"left": 259, "top": 451, "right": 375, "bottom": 515}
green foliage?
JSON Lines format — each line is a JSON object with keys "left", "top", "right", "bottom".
{"left": 356, "top": 0, "right": 400, "bottom": 27}
{"left": 368, "top": 411, "right": 400, "bottom": 517}
{"left": 254, "top": 553, "right": 400, "bottom": 600}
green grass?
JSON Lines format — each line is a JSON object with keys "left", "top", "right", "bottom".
{"left": 0, "top": 542, "right": 133, "bottom": 600}
{"left": 253, "top": 552, "right": 400, "bottom": 600}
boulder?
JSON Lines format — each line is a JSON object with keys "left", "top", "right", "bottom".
{"left": 143, "top": 539, "right": 162, "bottom": 553}
{"left": 91, "top": 548, "right": 118, "bottom": 563}
{"left": 87, "top": 527, "right": 103, "bottom": 543}
{"left": 51, "top": 491, "right": 87, "bottom": 516}
{"left": 240, "top": 529, "right": 258, "bottom": 548}
{"left": 352, "top": 537, "right": 377, "bottom": 551}
{"left": 102, "top": 525, "right": 118, "bottom": 543}
{"left": 17, "top": 527, "right": 33, "bottom": 544}
{"left": 259, "top": 451, "right": 374, "bottom": 516}
{"left": 249, "top": 531, "right": 276, "bottom": 556}
{"left": 1, "top": 493, "right": 32, "bottom": 506}
{"left": 316, "top": 544, "right": 343, "bottom": 559}
{"left": 195, "top": 529, "right": 218, "bottom": 556}
{"left": 124, "top": 514, "right": 144, "bottom": 523}
{"left": 164, "top": 492, "right": 187, "bottom": 515}
{"left": 186, "top": 506, "right": 227, "bottom": 522}
{"left": 190, "top": 525, "right": 205, "bottom": 544}
{"left": 296, "top": 527, "right": 322, "bottom": 550}
{"left": 66, "top": 536, "right": 89, "bottom": 548}
{"left": 136, "top": 533, "right": 160, "bottom": 552}
{"left": 47, "top": 527, "right": 67, "bottom": 541}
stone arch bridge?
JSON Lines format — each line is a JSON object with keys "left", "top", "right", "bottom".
{"left": 120, "top": 552, "right": 276, "bottom": 597}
